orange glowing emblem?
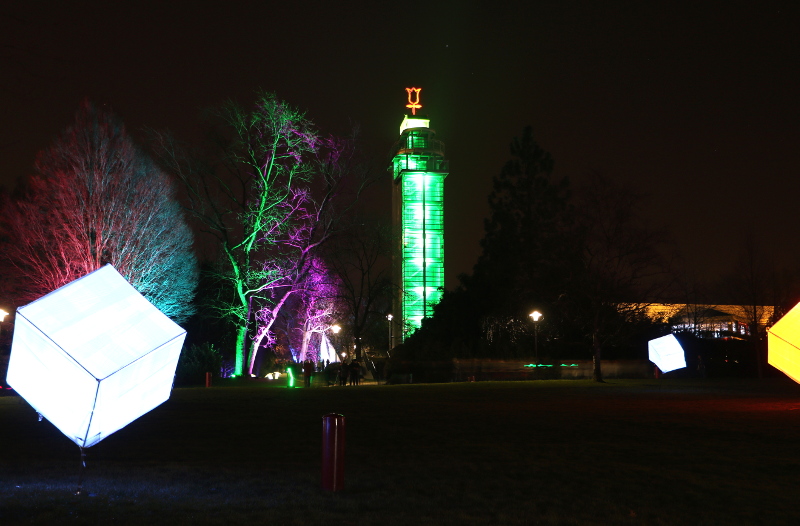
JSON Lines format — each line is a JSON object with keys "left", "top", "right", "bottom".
{"left": 405, "top": 87, "right": 422, "bottom": 115}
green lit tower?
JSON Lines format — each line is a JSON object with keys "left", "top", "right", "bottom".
{"left": 390, "top": 87, "right": 449, "bottom": 341}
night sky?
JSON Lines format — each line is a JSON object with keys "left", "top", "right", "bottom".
{"left": 2, "top": 1, "right": 798, "bottom": 291}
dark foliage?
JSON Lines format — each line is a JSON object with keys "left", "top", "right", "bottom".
{"left": 404, "top": 130, "right": 668, "bottom": 378}
{"left": 405, "top": 127, "right": 575, "bottom": 360}
{"left": 174, "top": 342, "right": 224, "bottom": 386}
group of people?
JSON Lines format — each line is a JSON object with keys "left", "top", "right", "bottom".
{"left": 294, "top": 359, "right": 365, "bottom": 387}
{"left": 336, "top": 360, "right": 363, "bottom": 386}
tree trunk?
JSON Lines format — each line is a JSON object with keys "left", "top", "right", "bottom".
{"left": 299, "top": 329, "right": 313, "bottom": 363}
{"left": 353, "top": 329, "right": 362, "bottom": 360}
{"left": 247, "top": 290, "right": 293, "bottom": 375}
{"left": 248, "top": 325, "right": 270, "bottom": 376}
{"left": 235, "top": 295, "right": 255, "bottom": 377}
{"left": 592, "top": 332, "right": 604, "bottom": 383}
{"left": 754, "top": 330, "right": 764, "bottom": 379}
{"left": 235, "top": 324, "right": 247, "bottom": 377}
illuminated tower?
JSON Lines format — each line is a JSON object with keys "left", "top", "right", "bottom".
{"left": 390, "top": 88, "right": 449, "bottom": 340}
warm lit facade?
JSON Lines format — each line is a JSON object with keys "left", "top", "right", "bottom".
{"left": 390, "top": 91, "right": 449, "bottom": 341}
{"left": 641, "top": 303, "right": 775, "bottom": 338}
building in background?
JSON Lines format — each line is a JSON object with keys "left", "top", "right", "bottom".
{"left": 642, "top": 303, "right": 776, "bottom": 338}
{"left": 390, "top": 88, "right": 449, "bottom": 342}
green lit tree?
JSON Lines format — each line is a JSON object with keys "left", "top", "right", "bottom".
{"left": 152, "top": 92, "right": 370, "bottom": 376}
{"left": 0, "top": 101, "right": 197, "bottom": 322}
{"left": 238, "top": 133, "right": 369, "bottom": 375}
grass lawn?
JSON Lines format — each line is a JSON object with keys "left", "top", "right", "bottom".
{"left": 2, "top": 377, "right": 800, "bottom": 525}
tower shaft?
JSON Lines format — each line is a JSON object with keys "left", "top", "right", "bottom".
{"left": 391, "top": 114, "right": 449, "bottom": 341}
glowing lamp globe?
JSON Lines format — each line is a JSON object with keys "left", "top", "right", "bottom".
{"left": 648, "top": 334, "right": 686, "bottom": 373}
{"left": 6, "top": 265, "right": 186, "bottom": 447}
{"left": 767, "top": 302, "right": 800, "bottom": 384}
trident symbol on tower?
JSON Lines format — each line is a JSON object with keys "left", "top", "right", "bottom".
{"left": 406, "top": 87, "right": 422, "bottom": 115}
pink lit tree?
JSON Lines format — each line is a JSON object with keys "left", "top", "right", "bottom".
{"left": 1, "top": 101, "right": 197, "bottom": 322}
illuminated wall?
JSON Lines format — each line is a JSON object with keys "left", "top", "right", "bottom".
{"left": 391, "top": 96, "right": 449, "bottom": 339}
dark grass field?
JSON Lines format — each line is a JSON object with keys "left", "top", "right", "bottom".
{"left": 2, "top": 378, "right": 800, "bottom": 525}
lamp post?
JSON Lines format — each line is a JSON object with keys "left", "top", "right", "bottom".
{"left": 529, "top": 310, "right": 543, "bottom": 364}
{"left": 330, "top": 324, "right": 341, "bottom": 362}
{"left": 0, "top": 308, "right": 7, "bottom": 340}
{"left": 386, "top": 314, "right": 393, "bottom": 357}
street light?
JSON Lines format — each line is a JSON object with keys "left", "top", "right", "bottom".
{"left": 330, "top": 324, "right": 341, "bottom": 362}
{"left": 529, "top": 310, "right": 543, "bottom": 364}
{"left": 0, "top": 308, "right": 7, "bottom": 339}
{"left": 386, "top": 314, "right": 393, "bottom": 357}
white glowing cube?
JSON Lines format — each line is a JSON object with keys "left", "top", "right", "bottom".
{"left": 7, "top": 265, "right": 185, "bottom": 447}
{"left": 648, "top": 334, "right": 686, "bottom": 373}
{"left": 768, "top": 302, "right": 800, "bottom": 384}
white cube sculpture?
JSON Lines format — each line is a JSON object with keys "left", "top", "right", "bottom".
{"left": 648, "top": 334, "right": 686, "bottom": 373}
{"left": 7, "top": 265, "right": 186, "bottom": 448}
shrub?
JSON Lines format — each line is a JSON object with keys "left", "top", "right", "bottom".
{"left": 175, "top": 342, "right": 223, "bottom": 386}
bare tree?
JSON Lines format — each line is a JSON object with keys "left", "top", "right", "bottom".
{"left": 325, "top": 219, "right": 392, "bottom": 359}
{"left": 290, "top": 257, "right": 343, "bottom": 363}
{"left": 151, "top": 92, "right": 372, "bottom": 375}
{"left": 569, "top": 174, "right": 668, "bottom": 382}
{"left": 719, "top": 236, "right": 800, "bottom": 377}
{"left": 242, "top": 134, "right": 370, "bottom": 374}
{"left": 0, "top": 101, "right": 197, "bottom": 322}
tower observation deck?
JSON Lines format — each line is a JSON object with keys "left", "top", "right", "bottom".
{"left": 390, "top": 99, "right": 449, "bottom": 341}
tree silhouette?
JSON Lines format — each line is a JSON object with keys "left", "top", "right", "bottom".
{"left": 404, "top": 130, "right": 666, "bottom": 377}
{"left": 404, "top": 127, "right": 575, "bottom": 360}
{"left": 0, "top": 101, "right": 197, "bottom": 322}
{"left": 325, "top": 218, "right": 392, "bottom": 360}
{"left": 472, "top": 126, "right": 575, "bottom": 353}
{"left": 567, "top": 173, "right": 667, "bottom": 381}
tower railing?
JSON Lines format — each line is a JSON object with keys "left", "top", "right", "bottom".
{"left": 391, "top": 138, "right": 446, "bottom": 158}
{"left": 393, "top": 157, "right": 450, "bottom": 174}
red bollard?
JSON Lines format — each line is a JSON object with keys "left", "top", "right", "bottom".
{"left": 321, "top": 413, "right": 345, "bottom": 491}
{"left": 205, "top": 372, "right": 212, "bottom": 388}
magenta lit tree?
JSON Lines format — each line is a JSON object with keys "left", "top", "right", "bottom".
{"left": 246, "top": 182, "right": 347, "bottom": 373}
{"left": 283, "top": 257, "right": 343, "bottom": 364}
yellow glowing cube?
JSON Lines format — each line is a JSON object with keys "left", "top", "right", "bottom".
{"left": 768, "top": 302, "right": 800, "bottom": 384}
